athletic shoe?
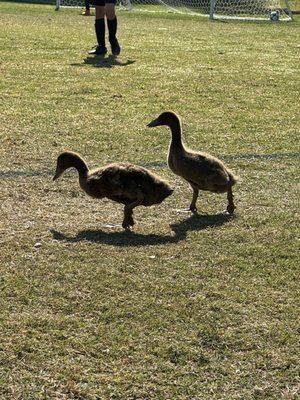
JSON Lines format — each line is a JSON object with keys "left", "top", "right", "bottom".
{"left": 88, "top": 45, "right": 108, "bottom": 56}
{"left": 82, "top": 9, "right": 91, "bottom": 16}
{"left": 110, "top": 38, "right": 121, "bottom": 56}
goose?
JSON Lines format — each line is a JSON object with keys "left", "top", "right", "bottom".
{"left": 53, "top": 151, "right": 173, "bottom": 229}
{"left": 147, "top": 112, "right": 237, "bottom": 214}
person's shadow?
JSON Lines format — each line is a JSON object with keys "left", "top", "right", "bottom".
{"left": 50, "top": 212, "right": 233, "bottom": 247}
{"left": 71, "top": 55, "right": 135, "bottom": 69}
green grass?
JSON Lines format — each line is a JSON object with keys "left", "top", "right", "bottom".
{"left": 1, "top": 2, "right": 300, "bottom": 399}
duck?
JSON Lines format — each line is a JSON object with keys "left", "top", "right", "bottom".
{"left": 147, "top": 112, "right": 237, "bottom": 214}
{"left": 53, "top": 151, "right": 173, "bottom": 229}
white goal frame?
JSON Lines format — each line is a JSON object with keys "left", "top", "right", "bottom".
{"left": 209, "top": 0, "right": 292, "bottom": 20}
{"left": 55, "top": 0, "right": 293, "bottom": 21}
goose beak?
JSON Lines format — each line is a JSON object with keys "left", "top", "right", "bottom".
{"left": 53, "top": 169, "right": 62, "bottom": 181}
{"left": 147, "top": 118, "right": 160, "bottom": 128}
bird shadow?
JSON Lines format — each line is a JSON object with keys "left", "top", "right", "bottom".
{"left": 71, "top": 54, "right": 135, "bottom": 68}
{"left": 170, "top": 212, "right": 234, "bottom": 236}
{"left": 50, "top": 228, "right": 180, "bottom": 246}
{"left": 50, "top": 213, "right": 233, "bottom": 247}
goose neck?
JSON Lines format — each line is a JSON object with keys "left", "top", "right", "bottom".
{"left": 73, "top": 155, "right": 89, "bottom": 179}
{"left": 170, "top": 120, "right": 183, "bottom": 149}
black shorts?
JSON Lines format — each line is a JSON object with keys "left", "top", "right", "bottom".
{"left": 90, "top": 0, "right": 116, "bottom": 5}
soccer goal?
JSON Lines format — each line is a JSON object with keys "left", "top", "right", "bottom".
{"left": 55, "top": 0, "right": 293, "bottom": 21}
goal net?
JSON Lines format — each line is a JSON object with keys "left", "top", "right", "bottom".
{"left": 56, "top": 0, "right": 293, "bottom": 21}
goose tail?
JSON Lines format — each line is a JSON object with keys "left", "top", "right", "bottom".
{"left": 228, "top": 170, "right": 239, "bottom": 186}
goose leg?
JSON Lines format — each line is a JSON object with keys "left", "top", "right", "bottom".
{"left": 122, "top": 194, "right": 144, "bottom": 230}
{"left": 127, "top": 209, "right": 134, "bottom": 227}
{"left": 189, "top": 186, "right": 199, "bottom": 212}
{"left": 226, "top": 186, "right": 235, "bottom": 215}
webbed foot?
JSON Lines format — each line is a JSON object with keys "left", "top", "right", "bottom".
{"left": 122, "top": 216, "right": 135, "bottom": 230}
{"left": 226, "top": 204, "right": 235, "bottom": 215}
{"left": 189, "top": 205, "right": 198, "bottom": 213}
{"left": 122, "top": 221, "right": 131, "bottom": 230}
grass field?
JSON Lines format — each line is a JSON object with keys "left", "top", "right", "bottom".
{"left": 1, "top": 2, "right": 300, "bottom": 399}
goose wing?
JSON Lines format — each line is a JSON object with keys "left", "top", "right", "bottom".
{"left": 88, "top": 163, "right": 160, "bottom": 202}
{"left": 181, "top": 152, "right": 231, "bottom": 189}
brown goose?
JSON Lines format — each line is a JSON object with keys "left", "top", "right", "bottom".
{"left": 53, "top": 151, "right": 173, "bottom": 229}
{"left": 147, "top": 112, "right": 237, "bottom": 214}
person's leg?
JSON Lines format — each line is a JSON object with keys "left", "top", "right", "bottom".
{"left": 105, "top": 2, "right": 121, "bottom": 55}
{"left": 89, "top": 4, "right": 107, "bottom": 55}
{"left": 83, "top": 0, "right": 91, "bottom": 15}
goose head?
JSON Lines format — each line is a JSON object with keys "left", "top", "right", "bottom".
{"left": 147, "top": 111, "right": 180, "bottom": 129}
{"left": 53, "top": 151, "right": 86, "bottom": 181}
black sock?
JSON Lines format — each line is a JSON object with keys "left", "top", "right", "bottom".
{"left": 95, "top": 18, "right": 105, "bottom": 47}
{"left": 107, "top": 17, "right": 117, "bottom": 43}
{"left": 85, "top": 0, "right": 90, "bottom": 10}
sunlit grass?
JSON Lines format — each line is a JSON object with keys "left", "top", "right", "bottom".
{"left": 0, "top": 2, "right": 299, "bottom": 398}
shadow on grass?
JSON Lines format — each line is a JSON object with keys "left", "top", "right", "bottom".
{"left": 51, "top": 228, "right": 180, "bottom": 246}
{"left": 170, "top": 212, "right": 233, "bottom": 236}
{"left": 1, "top": 152, "right": 299, "bottom": 178}
{"left": 50, "top": 213, "right": 232, "bottom": 246}
{"left": 71, "top": 54, "right": 135, "bottom": 69}
{"left": 0, "top": 169, "right": 53, "bottom": 178}
{"left": 223, "top": 151, "right": 300, "bottom": 161}
{"left": 141, "top": 152, "right": 300, "bottom": 169}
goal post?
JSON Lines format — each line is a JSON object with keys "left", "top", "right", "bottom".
{"left": 209, "top": 0, "right": 293, "bottom": 20}
{"left": 210, "top": 0, "right": 216, "bottom": 18}
{"left": 55, "top": 0, "right": 293, "bottom": 21}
